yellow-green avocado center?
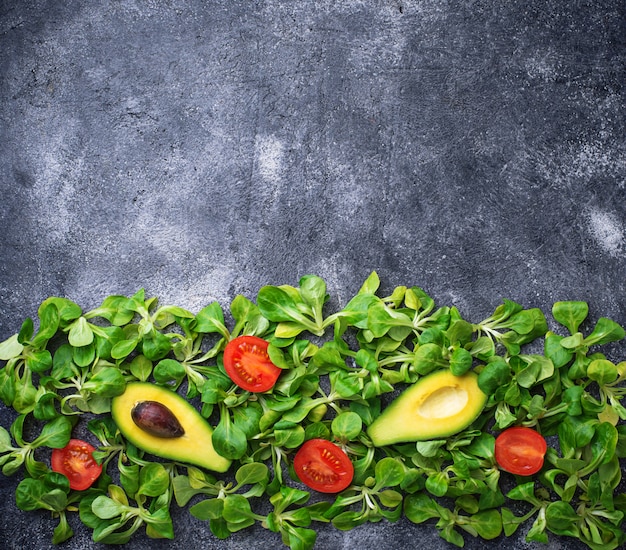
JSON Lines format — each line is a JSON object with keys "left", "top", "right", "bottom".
{"left": 368, "top": 370, "right": 487, "bottom": 446}
{"left": 417, "top": 385, "right": 469, "bottom": 419}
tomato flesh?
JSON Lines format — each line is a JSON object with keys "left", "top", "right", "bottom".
{"left": 223, "top": 335, "right": 281, "bottom": 393}
{"left": 293, "top": 439, "right": 354, "bottom": 493}
{"left": 495, "top": 426, "right": 547, "bottom": 476}
{"left": 51, "top": 438, "right": 102, "bottom": 491}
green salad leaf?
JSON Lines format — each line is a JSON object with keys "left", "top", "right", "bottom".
{"left": 1, "top": 272, "right": 625, "bottom": 549}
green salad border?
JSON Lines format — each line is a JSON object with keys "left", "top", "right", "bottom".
{"left": 0, "top": 271, "right": 625, "bottom": 549}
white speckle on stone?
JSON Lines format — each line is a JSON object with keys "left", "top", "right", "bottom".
{"left": 31, "top": 143, "right": 80, "bottom": 244}
{"left": 524, "top": 51, "right": 560, "bottom": 82}
{"left": 147, "top": 264, "right": 237, "bottom": 313}
{"left": 255, "top": 134, "right": 284, "bottom": 183}
{"left": 587, "top": 207, "right": 625, "bottom": 258}
{"left": 573, "top": 142, "right": 619, "bottom": 179}
{"left": 134, "top": 210, "right": 192, "bottom": 255}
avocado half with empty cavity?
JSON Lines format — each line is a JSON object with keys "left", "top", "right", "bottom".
{"left": 111, "top": 382, "right": 231, "bottom": 473}
{"left": 367, "top": 370, "right": 487, "bottom": 446}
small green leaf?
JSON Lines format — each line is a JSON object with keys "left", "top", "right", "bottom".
{"left": 506, "top": 481, "right": 537, "bottom": 502}
{"left": 545, "top": 500, "right": 580, "bottom": 532}
{"left": 412, "top": 343, "right": 447, "bottom": 375}
{"left": 274, "top": 425, "right": 305, "bottom": 449}
{"left": 331, "top": 510, "right": 367, "bottom": 531}
{"left": 404, "top": 493, "right": 441, "bottom": 523}
{"left": 144, "top": 506, "right": 175, "bottom": 539}
{"left": 194, "top": 302, "right": 228, "bottom": 335}
{"left": 87, "top": 295, "right": 134, "bottom": 325}
{"left": 32, "top": 416, "right": 72, "bottom": 449}
{"left": 358, "top": 271, "right": 380, "bottom": 294}
{"left": 0, "top": 426, "right": 13, "bottom": 453}
{"left": 129, "top": 355, "right": 153, "bottom": 381}
{"left": 16, "top": 477, "right": 67, "bottom": 512}
{"left": 449, "top": 347, "right": 472, "bottom": 376}
{"left": 477, "top": 358, "right": 510, "bottom": 395}
{"left": 415, "top": 439, "right": 446, "bottom": 458}
{"left": 91, "top": 495, "right": 126, "bottom": 520}
{"left": 374, "top": 457, "right": 405, "bottom": 488}
{"left": 222, "top": 494, "right": 254, "bottom": 523}
{"left": 584, "top": 317, "right": 625, "bottom": 347}
{"left": 31, "top": 302, "right": 61, "bottom": 347}
{"left": 501, "top": 507, "right": 522, "bottom": 536}
{"left": 111, "top": 339, "right": 138, "bottom": 360}
{"left": 52, "top": 512, "right": 74, "bottom": 544}
{"left": 470, "top": 509, "right": 502, "bottom": 540}
{"left": 141, "top": 328, "right": 172, "bottom": 361}
{"left": 18, "top": 317, "right": 34, "bottom": 344}
{"left": 587, "top": 359, "right": 618, "bottom": 385}
{"left": 212, "top": 412, "right": 247, "bottom": 460}
{"left": 190, "top": 497, "right": 224, "bottom": 520}
{"left": 331, "top": 412, "right": 362, "bottom": 441}
{"left": 286, "top": 525, "right": 317, "bottom": 550}
{"left": 552, "top": 301, "right": 588, "bottom": 334}
{"left": 24, "top": 349, "right": 53, "bottom": 373}
{"left": 68, "top": 317, "right": 94, "bottom": 347}
{"left": 235, "top": 462, "right": 269, "bottom": 486}
{"left": 526, "top": 512, "right": 549, "bottom": 543}
{"left": 257, "top": 286, "right": 305, "bottom": 323}
{"left": 379, "top": 489, "right": 403, "bottom": 508}
{"left": 544, "top": 332, "right": 574, "bottom": 368}
{"left": 0, "top": 334, "right": 24, "bottom": 360}
{"left": 153, "top": 358, "right": 186, "bottom": 386}
{"left": 591, "top": 422, "right": 618, "bottom": 466}
{"left": 367, "top": 302, "right": 412, "bottom": 339}
{"left": 83, "top": 367, "right": 126, "bottom": 397}
{"left": 299, "top": 274, "right": 327, "bottom": 309}
{"left": 275, "top": 322, "right": 306, "bottom": 338}
{"left": 138, "top": 463, "right": 170, "bottom": 497}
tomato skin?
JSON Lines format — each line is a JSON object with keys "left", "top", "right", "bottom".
{"left": 51, "top": 438, "right": 103, "bottom": 491}
{"left": 293, "top": 439, "right": 354, "bottom": 493}
{"left": 495, "top": 426, "right": 547, "bottom": 476}
{"left": 223, "top": 335, "right": 281, "bottom": 393}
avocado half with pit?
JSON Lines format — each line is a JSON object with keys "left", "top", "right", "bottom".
{"left": 111, "top": 382, "right": 231, "bottom": 473}
{"left": 368, "top": 370, "right": 487, "bottom": 446}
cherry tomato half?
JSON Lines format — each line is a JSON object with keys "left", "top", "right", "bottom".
{"left": 51, "top": 438, "right": 103, "bottom": 491}
{"left": 293, "top": 439, "right": 354, "bottom": 493}
{"left": 223, "top": 335, "right": 282, "bottom": 393}
{"left": 495, "top": 426, "right": 547, "bottom": 476}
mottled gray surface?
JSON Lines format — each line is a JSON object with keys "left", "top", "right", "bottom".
{"left": 1, "top": 0, "right": 625, "bottom": 548}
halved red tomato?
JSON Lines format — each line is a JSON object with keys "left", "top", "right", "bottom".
{"left": 51, "top": 438, "right": 102, "bottom": 490}
{"left": 223, "top": 335, "right": 281, "bottom": 393}
{"left": 293, "top": 439, "right": 354, "bottom": 493}
{"left": 495, "top": 426, "right": 547, "bottom": 476}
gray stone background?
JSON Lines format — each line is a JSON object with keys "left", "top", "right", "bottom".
{"left": 1, "top": 1, "right": 625, "bottom": 548}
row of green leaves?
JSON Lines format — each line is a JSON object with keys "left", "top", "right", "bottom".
{"left": 1, "top": 272, "right": 626, "bottom": 549}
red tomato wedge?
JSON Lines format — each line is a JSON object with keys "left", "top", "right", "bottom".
{"left": 51, "top": 438, "right": 102, "bottom": 490}
{"left": 223, "top": 335, "right": 282, "bottom": 393}
{"left": 293, "top": 439, "right": 354, "bottom": 493}
{"left": 495, "top": 426, "right": 547, "bottom": 476}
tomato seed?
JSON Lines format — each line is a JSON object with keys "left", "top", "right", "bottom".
{"left": 235, "top": 360, "right": 259, "bottom": 384}
{"left": 301, "top": 462, "right": 339, "bottom": 484}
{"left": 240, "top": 342, "right": 263, "bottom": 356}
{"left": 64, "top": 445, "right": 93, "bottom": 476}
{"left": 321, "top": 448, "right": 342, "bottom": 469}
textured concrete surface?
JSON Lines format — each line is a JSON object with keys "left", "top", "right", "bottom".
{"left": 1, "top": 1, "right": 625, "bottom": 549}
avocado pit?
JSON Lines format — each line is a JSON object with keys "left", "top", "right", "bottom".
{"left": 131, "top": 400, "right": 185, "bottom": 438}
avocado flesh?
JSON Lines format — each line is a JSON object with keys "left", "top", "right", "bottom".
{"left": 368, "top": 370, "right": 487, "bottom": 446}
{"left": 111, "top": 382, "right": 231, "bottom": 473}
